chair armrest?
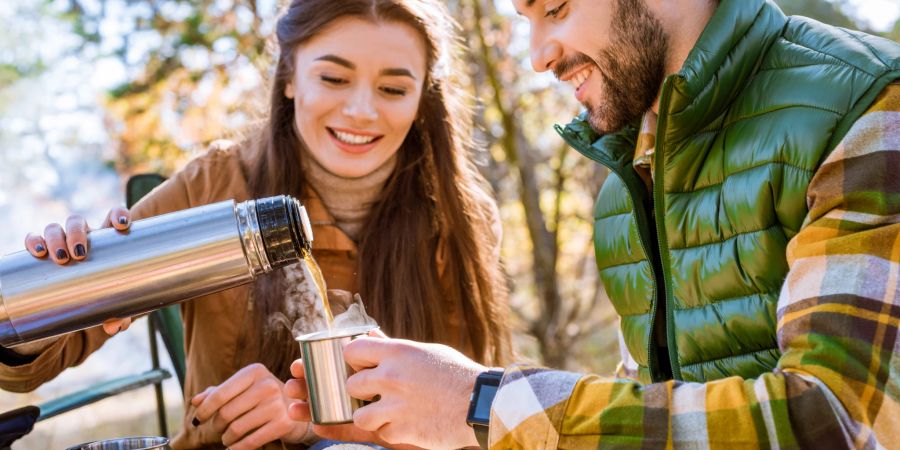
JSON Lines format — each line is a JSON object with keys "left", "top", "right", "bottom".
{"left": 36, "top": 368, "right": 171, "bottom": 421}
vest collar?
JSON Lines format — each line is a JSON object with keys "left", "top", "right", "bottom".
{"left": 663, "top": 0, "right": 786, "bottom": 142}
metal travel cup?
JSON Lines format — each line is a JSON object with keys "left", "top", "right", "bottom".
{"left": 66, "top": 436, "right": 170, "bottom": 450}
{"left": 0, "top": 195, "right": 314, "bottom": 347}
{"left": 298, "top": 324, "right": 378, "bottom": 424}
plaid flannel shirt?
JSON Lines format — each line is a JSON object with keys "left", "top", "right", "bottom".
{"left": 488, "top": 84, "right": 900, "bottom": 449}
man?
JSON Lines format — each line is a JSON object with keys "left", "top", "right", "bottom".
{"left": 288, "top": 0, "right": 900, "bottom": 447}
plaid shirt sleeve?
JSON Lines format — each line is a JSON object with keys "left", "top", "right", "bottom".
{"left": 488, "top": 83, "right": 900, "bottom": 449}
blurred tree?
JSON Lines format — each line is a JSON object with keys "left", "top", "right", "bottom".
{"left": 56, "top": 0, "right": 279, "bottom": 175}
{"left": 774, "top": 0, "right": 860, "bottom": 30}
{"left": 890, "top": 17, "right": 900, "bottom": 42}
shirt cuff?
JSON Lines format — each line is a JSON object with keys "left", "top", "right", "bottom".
{"left": 487, "top": 364, "right": 582, "bottom": 449}
{"left": 0, "top": 345, "right": 38, "bottom": 367}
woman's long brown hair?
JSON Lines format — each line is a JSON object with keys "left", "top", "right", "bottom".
{"left": 246, "top": 0, "right": 511, "bottom": 379}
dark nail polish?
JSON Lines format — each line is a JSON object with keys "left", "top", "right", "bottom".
{"left": 35, "top": 244, "right": 45, "bottom": 253}
{"left": 75, "top": 244, "right": 85, "bottom": 257}
{"left": 191, "top": 417, "right": 200, "bottom": 427}
{"left": 56, "top": 249, "right": 68, "bottom": 260}
{"left": 118, "top": 216, "right": 128, "bottom": 225}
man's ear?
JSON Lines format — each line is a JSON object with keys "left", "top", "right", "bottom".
{"left": 285, "top": 81, "right": 295, "bottom": 99}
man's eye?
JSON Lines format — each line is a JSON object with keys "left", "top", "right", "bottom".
{"left": 321, "top": 75, "right": 347, "bottom": 85}
{"left": 545, "top": 1, "right": 568, "bottom": 18}
{"left": 381, "top": 86, "right": 407, "bottom": 96}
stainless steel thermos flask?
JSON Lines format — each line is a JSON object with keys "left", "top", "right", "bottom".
{"left": 0, "top": 195, "right": 314, "bottom": 347}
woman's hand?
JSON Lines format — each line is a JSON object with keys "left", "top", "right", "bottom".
{"left": 191, "top": 363, "right": 312, "bottom": 450}
{"left": 14, "top": 207, "right": 134, "bottom": 355}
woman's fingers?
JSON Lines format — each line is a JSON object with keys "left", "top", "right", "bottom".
{"left": 42, "top": 223, "right": 69, "bottom": 264}
{"left": 191, "top": 386, "right": 215, "bottom": 407}
{"left": 24, "top": 208, "right": 128, "bottom": 263}
{"left": 25, "top": 232, "right": 48, "bottom": 257}
{"left": 221, "top": 403, "right": 292, "bottom": 449}
{"left": 193, "top": 363, "right": 267, "bottom": 424}
{"left": 287, "top": 401, "right": 312, "bottom": 422}
{"left": 289, "top": 359, "right": 306, "bottom": 379}
{"left": 103, "top": 206, "right": 131, "bottom": 231}
{"left": 101, "top": 317, "right": 132, "bottom": 336}
{"left": 283, "top": 379, "right": 308, "bottom": 401}
{"left": 65, "top": 216, "right": 89, "bottom": 261}
{"left": 210, "top": 385, "right": 266, "bottom": 433}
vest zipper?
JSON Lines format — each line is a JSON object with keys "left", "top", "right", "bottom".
{"left": 653, "top": 76, "right": 683, "bottom": 380}
{"left": 554, "top": 124, "right": 667, "bottom": 382}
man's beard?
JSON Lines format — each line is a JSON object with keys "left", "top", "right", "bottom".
{"left": 555, "top": 0, "right": 668, "bottom": 134}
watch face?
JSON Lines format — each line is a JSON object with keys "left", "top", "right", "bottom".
{"left": 472, "top": 384, "right": 497, "bottom": 422}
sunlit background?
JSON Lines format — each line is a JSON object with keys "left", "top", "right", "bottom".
{"left": 1, "top": 0, "right": 897, "bottom": 447}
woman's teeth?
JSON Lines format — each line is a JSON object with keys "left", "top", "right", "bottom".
{"left": 333, "top": 130, "right": 377, "bottom": 145}
{"left": 571, "top": 66, "right": 594, "bottom": 90}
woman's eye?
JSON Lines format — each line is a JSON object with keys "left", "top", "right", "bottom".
{"left": 320, "top": 75, "right": 347, "bottom": 85}
{"left": 380, "top": 86, "right": 407, "bottom": 97}
{"left": 545, "top": 1, "right": 568, "bottom": 18}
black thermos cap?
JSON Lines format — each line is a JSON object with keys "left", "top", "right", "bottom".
{"left": 255, "top": 195, "right": 311, "bottom": 269}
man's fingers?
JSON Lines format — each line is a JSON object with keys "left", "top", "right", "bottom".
{"left": 343, "top": 336, "right": 397, "bottom": 371}
{"left": 65, "top": 216, "right": 89, "bottom": 261}
{"left": 345, "top": 368, "right": 385, "bottom": 401}
{"left": 352, "top": 400, "right": 392, "bottom": 433}
{"left": 368, "top": 328, "right": 388, "bottom": 338}
{"left": 43, "top": 223, "right": 69, "bottom": 264}
{"left": 104, "top": 206, "right": 131, "bottom": 230}
{"left": 25, "top": 233, "right": 48, "bottom": 257}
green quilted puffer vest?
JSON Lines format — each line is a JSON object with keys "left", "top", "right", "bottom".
{"left": 558, "top": 0, "right": 900, "bottom": 383}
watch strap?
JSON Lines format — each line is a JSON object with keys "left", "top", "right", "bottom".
{"left": 473, "top": 423, "right": 489, "bottom": 449}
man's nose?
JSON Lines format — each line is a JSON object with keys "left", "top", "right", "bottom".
{"left": 530, "top": 33, "right": 562, "bottom": 73}
{"left": 342, "top": 88, "right": 378, "bottom": 122}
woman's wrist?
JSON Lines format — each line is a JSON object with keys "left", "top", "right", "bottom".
{"left": 283, "top": 421, "right": 317, "bottom": 445}
{"left": 5, "top": 336, "right": 61, "bottom": 356}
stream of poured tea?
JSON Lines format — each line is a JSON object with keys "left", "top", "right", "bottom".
{"left": 301, "top": 252, "right": 333, "bottom": 327}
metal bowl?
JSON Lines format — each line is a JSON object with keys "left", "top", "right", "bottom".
{"left": 66, "top": 437, "right": 170, "bottom": 450}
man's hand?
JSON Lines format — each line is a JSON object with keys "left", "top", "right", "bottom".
{"left": 341, "top": 337, "right": 486, "bottom": 449}
{"left": 285, "top": 359, "right": 388, "bottom": 444}
{"left": 192, "top": 363, "right": 311, "bottom": 449}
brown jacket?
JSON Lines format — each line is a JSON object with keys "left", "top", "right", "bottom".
{"left": 0, "top": 143, "right": 502, "bottom": 449}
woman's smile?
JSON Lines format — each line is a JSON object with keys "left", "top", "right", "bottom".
{"left": 326, "top": 126, "right": 385, "bottom": 154}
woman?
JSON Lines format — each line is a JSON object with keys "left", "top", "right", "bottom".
{"left": 0, "top": 0, "right": 511, "bottom": 448}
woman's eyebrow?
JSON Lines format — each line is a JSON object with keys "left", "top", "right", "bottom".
{"left": 381, "top": 68, "right": 416, "bottom": 79}
{"left": 314, "top": 54, "right": 415, "bottom": 79}
{"left": 315, "top": 54, "right": 355, "bottom": 69}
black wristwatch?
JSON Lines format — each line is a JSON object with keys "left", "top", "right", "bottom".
{"left": 466, "top": 369, "right": 504, "bottom": 449}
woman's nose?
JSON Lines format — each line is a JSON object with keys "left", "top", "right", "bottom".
{"left": 342, "top": 89, "right": 378, "bottom": 122}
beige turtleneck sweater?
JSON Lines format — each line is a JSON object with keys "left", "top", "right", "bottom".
{"left": 301, "top": 150, "right": 397, "bottom": 242}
